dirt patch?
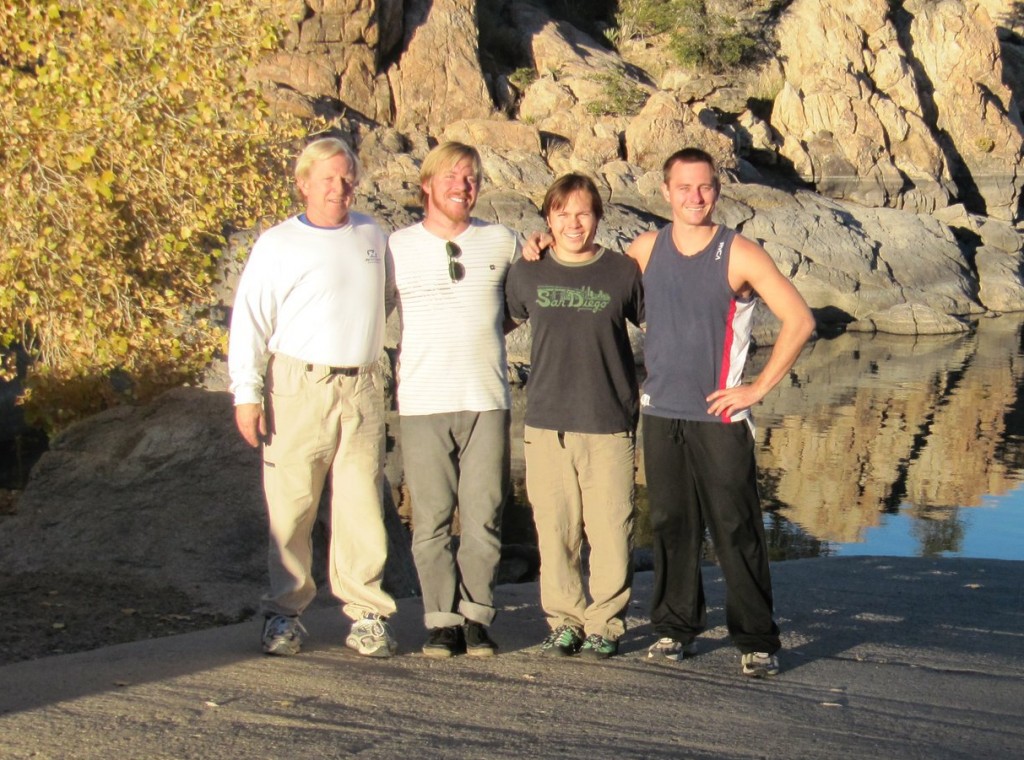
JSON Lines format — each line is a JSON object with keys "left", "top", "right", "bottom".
{"left": 0, "top": 571, "right": 241, "bottom": 666}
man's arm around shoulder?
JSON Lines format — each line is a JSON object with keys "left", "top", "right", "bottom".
{"left": 626, "top": 230, "right": 658, "bottom": 273}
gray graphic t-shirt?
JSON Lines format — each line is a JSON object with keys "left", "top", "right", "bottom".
{"left": 505, "top": 248, "right": 644, "bottom": 434}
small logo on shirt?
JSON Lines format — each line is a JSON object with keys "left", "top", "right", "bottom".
{"left": 714, "top": 242, "right": 725, "bottom": 261}
{"left": 536, "top": 285, "right": 611, "bottom": 313}
{"left": 640, "top": 393, "right": 651, "bottom": 408}
{"left": 366, "top": 248, "right": 380, "bottom": 263}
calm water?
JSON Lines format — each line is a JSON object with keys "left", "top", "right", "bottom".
{"left": 752, "top": 314, "right": 1024, "bottom": 561}
{"left": 509, "top": 314, "right": 1024, "bottom": 562}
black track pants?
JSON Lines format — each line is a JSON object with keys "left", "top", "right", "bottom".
{"left": 642, "top": 414, "right": 780, "bottom": 654}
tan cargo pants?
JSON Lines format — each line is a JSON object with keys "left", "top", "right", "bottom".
{"left": 260, "top": 353, "right": 396, "bottom": 621}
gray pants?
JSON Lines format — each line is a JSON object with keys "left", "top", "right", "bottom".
{"left": 401, "top": 410, "right": 510, "bottom": 629}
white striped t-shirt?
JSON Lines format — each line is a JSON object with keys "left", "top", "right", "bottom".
{"left": 388, "top": 220, "right": 519, "bottom": 415}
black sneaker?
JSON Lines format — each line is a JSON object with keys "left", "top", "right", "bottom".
{"left": 538, "top": 624, "right": 584, "bottom": 656}
{"left": 463, "top": 621, "right": 497, "bottom": 657}
{"left": 422, "top": 626, "right": 463, "bottom": 658}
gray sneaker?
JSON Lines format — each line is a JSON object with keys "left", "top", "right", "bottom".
{"left": 262, "top": 614, "right": 307, "bottom": 656}
{"left": 346, "top": 613, "right": 397, "bottom": 658}
{"left": 741, "top": 651, "right": 780, "bottom": 678}
{"left": 646, "top": 637, "right": 698, "bottom": 662}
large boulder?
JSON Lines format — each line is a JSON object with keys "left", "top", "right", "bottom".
{"left": 625, "top": 91, "right": 736, "bottom": 173}
{"left": 388, "top": 0, "right": 494, "bottom": 134}
{"left": 718, "top": 183, "right": 984, "bottom": 330}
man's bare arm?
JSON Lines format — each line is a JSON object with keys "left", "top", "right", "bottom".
{"left": 706, "top": 235, "right": 815, "bottom": 419}
{"left": 625, "top": 231, "right": 658, "bottom": 273}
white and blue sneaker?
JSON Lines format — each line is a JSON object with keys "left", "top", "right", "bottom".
{"left": 261, "top": 614, "right": 307, "bottom": 656}
{"left": 346, "top": 613, "right": 397, "bottom": 658}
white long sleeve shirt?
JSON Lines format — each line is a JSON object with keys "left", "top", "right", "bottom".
{"left": 228, "top": 213, "right": 389, "bottom": 405}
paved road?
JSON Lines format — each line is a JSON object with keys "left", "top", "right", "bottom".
{"left": 1, "top": 556, "right": 1022, "bottom": 759}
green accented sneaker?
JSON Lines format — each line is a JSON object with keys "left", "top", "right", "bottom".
{"left": 741, "top": 651, "right": 780, "bottom": 678}
{"left": 538, "top": 624, "right": 584, "bottom": 656}
{"left": 646, "top": 637, "right": 698, "bottom": 662}
{"left": 579, "top": 633, "right": 618, "bottom": 659}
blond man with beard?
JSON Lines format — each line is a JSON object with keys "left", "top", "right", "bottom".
{"left": 387, "top": 142, "right": 520, "bottom": 658}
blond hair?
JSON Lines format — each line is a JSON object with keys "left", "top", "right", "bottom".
{"left": 419, "top": 142, "right": 482, "bottom": 206}
{"left": 295, "top": 137, "right": 360, "bottom": 184}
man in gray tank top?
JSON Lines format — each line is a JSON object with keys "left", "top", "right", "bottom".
{"left": 626, "top": 148, "right": 815, "bottom": 677}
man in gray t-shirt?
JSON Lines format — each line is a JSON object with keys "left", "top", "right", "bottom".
{"left": 506, "top": 173, "right": 644, "bottom": 659}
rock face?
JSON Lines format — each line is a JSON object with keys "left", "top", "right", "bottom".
{"left": 256, "top": 0, "right": 400, "bottom": 121}
{"left": 0, "top": 388, "right": 419, "bottom": 617}
{"left": 387, "top": 0, "right": 494, "bottom": 134}
{"left": 905, "top": 0, "right": 1024, "bottom": 221}
{"left": 241, "top": 0, "right": 1024, "bottom": 337}
{"left": 772, "top": 0, "right": 1023, "bottom": 220}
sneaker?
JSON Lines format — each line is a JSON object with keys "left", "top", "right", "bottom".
{"left": 345, "top": 613, "right": 397, "bottom": 658}
{"left": 422, "top": 626, "right": 463, "bottom": 658}
{"left": 741, "top": 651, "right": 780, "bottom": 678}
{"left": 579, "top": 633, "right": 618, "bottom": 659}
{"left": 463, "top": 621, "right": 497, "bottom": 657}
{"left": 646, "top": 637, "right": 698, "bottom": 662}
{"left": 261, "top": 614, "right": 307, "bottom": 656}
{"left": 539, "top": 625, "right": 584, "bottom": 657}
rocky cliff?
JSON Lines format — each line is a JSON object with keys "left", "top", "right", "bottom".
{"left": 249, "top": 0, "right": 1024, "bottom": 335}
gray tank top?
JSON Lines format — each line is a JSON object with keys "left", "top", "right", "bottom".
{"left": 641, "top": 224, "right": 755, "bottom": 423}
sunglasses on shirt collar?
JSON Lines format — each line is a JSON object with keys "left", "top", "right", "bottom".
{"left": 446, "top": 241, "right": 465, "bottom": 282}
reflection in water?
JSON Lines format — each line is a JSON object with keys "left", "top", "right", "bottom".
{"left": 508, "top": 315, "right": 1024, "bottom": 561}
{"left": 752, "top": 314, "right": 1024, "bottom": 558}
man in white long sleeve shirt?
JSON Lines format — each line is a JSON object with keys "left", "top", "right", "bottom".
{"left": 228, "top": 137, "right": 397, "bottom": 658}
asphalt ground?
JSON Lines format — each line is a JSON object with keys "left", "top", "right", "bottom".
{"left": 1, "top": 556, "right": 1022, "bottom": 759}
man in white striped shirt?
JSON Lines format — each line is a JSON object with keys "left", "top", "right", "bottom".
{"left": 387, "top": 142, "right": 520, "bottom": 658}
{"left": 229, "top": 138, "right": 397, "bottom": 659}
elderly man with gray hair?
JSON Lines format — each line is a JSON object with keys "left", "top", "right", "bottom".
{"left": 228, "top": 137, "right": 398, "bottom": 658}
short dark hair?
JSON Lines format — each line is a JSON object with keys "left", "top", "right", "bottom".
{"left": 662, "top": 148, "right": 720, "bottom": 191}
{"left": 541, "top": 173, "right": 604, "bottom": 222}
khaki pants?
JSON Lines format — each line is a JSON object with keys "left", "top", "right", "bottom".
{"left": 260, "top": 353, "right": 396, "bottom": 621}
{"left": 524, "top": 426, "right": 636, "bottom": 640}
